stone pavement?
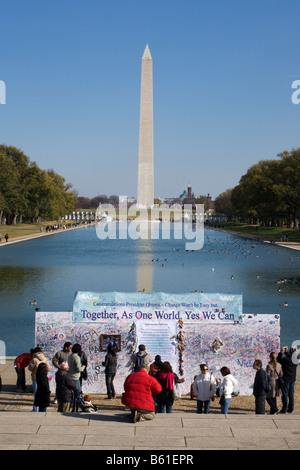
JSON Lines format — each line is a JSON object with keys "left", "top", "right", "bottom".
{"left": 1, "top": 359, "right": 300, "bottom": 451}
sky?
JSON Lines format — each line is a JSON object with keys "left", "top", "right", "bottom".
{"left": 0, "top": 0, "right": 300, "bottom": 200}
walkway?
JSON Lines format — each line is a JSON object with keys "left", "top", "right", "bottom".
{"left": 1, "top": 359, "right": 300, "bottom": 450}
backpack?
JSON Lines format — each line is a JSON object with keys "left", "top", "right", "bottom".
{"left": 134, "top": 354, "right": 145, "bottom": 372}
{"left": 264, "top": 371, "right": 272, "bottom": 393}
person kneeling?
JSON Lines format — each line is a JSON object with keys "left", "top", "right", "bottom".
{"left": 122, "top": 365, "right": 162, "bottom": 423}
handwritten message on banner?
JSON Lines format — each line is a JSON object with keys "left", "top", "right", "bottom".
{"left": 35, "top": 292, "right": 280, "bottom": 395}
{"left": 73, "top": 291, "right": 243, "bottom": 323}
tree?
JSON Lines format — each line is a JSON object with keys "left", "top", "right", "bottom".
{"left": 0, "top": 145, "right": 76, "bottom": 224}
{"left": 214, "top": 189, "right": 234, "bottom": 217}
{"left": 229, "top": 147, "right": 300, "bottom": 227}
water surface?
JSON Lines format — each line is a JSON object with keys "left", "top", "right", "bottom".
{"left": 0, "top": 225, "right": 299, "bottom": 355}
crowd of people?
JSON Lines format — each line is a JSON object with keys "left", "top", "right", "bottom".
{"left": 12, "top": 342, "right": 298, "bottom": 421}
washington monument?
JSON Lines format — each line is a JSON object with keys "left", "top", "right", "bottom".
{"left": 137, "top": 44, "right": 154, "bottom": 207}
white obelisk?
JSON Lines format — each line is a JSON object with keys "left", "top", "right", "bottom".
{"left": 137, "top": 44, "right": 154, "bottom": 207}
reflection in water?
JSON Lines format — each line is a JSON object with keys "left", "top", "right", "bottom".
{"left": 0, "top": 266, "right": 41, "bottom": 294}
{"left": 136, "top": 238, "right": 153, "bottom": 293}
{"left": 0, "top": 225, "right": 300, "bottom": 355}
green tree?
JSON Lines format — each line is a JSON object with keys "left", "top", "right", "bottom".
{"left": 214, "top": 189, "right": 234, "bottom": 217}
{"left": 0, "top": 145, "right": 76, "bottom": 224}
{"left": 230, "top": 147, "right": 300, "bottom": 227}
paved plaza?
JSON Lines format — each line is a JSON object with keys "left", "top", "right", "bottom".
{"left": 1, "top": 359, "right": 300, "bottom": 451}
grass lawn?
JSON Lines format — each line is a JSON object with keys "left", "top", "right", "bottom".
{"left": 0, "top": 220, "right": 68, "bottom": 241}
{"left": 2, "top": 219, "right": 300, "bottom": 244}
{"left": 218, "top": 222, "right": 300, "bottom": 242}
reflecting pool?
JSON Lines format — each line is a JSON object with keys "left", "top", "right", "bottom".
{"left": 0, "top": 224, "right": 299, "bottom": 355}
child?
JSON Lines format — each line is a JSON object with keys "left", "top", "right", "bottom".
{"left": 82, "top": 394, "right": 98, "bottom": 413}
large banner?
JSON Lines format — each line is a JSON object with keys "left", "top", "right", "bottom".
{"left": 35, "top": 291, "right": 280, "bottom": 396}
{"left": 73, "top": 291, "right": 243, "bottom": 323}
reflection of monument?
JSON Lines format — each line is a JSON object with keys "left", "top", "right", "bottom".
{"left": 136, "top": 238, "right": 153, "bottom": 293}
{"left": 137, "top": 45, "right": 154, "bottom": 207}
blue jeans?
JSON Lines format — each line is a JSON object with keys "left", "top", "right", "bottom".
{"left": 221, "top": 398, "right": 231, "bottom": 414}
{"left": 72, "top": 379, "right": 82, "bottom": 411}
{"left": 105, "top": 373, "right": 116, "bottom": 398}
{"left": 32, "top": 380, "right": 39, "bottom": 412}
{"left": 281, "top": 381, "right": 294, "bottom": 413}
{"left": 156, "top": 404, "right": 172, "bottom": 413}
{"left": 197, "top": 400, "right": 210, "bottom": 414}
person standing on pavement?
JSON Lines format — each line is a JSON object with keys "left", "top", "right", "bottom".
{"left": 277, "top": 346, "right": 299, "bottom": 414}
{"left": 79, "top": 347, "right": 88, "bottom": 394}
{"left": 34, "top": 363, "right": 50, "bottom": 412}
{"left": 216, "top": 366, "right": 238, "bottom": 415}
{"left": 52, "top": 342, "right": 72, "bottom": 403}
{"left": 14, "top": 349, "right": 33, "bottom": 392}
{"left": 28, "top": 346, "right": 51, "bottom": 412}
{"left": 266, "top": 352, "right": 283, "bottom": 415}
{"left": 149, "top": 355, "right": 163, "bottom": 377}
{"left": 102, "top": 344, "right": 117, "bottom": 399}
{"left": 193, "top": 364, "right": 216, "bottom": 414}
{"left": 155, "top": 361, "right": 185, "bottom": 413}
{"left": 52, "top": 342, "right": 72, "bottom": 371}
{"left": 68, "top": 343, "right": 85, "bottom": 397}
{"left": 131, "top": 344, "right": 153, "bottom": 372}
{"left": 253, "top": 359, "right": 268, "bottom": 414}
{"left": 55, "top": 361, "right": 77, "bottom": 412}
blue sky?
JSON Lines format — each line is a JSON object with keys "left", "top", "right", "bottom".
{"left": 0, "top": 0, "right": 299, "bottom": 199}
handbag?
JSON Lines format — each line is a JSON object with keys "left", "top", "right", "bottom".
{"left": 172, "top": 379, "right": 181, "bottom": 400}
{"left": 219, "top": 394, "right": 225, "bottom": 405}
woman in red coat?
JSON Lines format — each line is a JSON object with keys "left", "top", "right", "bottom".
{"left": 122, "top": 365, "right": 162, "bottom": 422}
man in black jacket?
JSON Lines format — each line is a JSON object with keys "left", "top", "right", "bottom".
{"left": 277, "top": 346, "right": 298, "bottom": 414}
{"left": 253, "top": 359, "right": 268, "bottom": 414}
